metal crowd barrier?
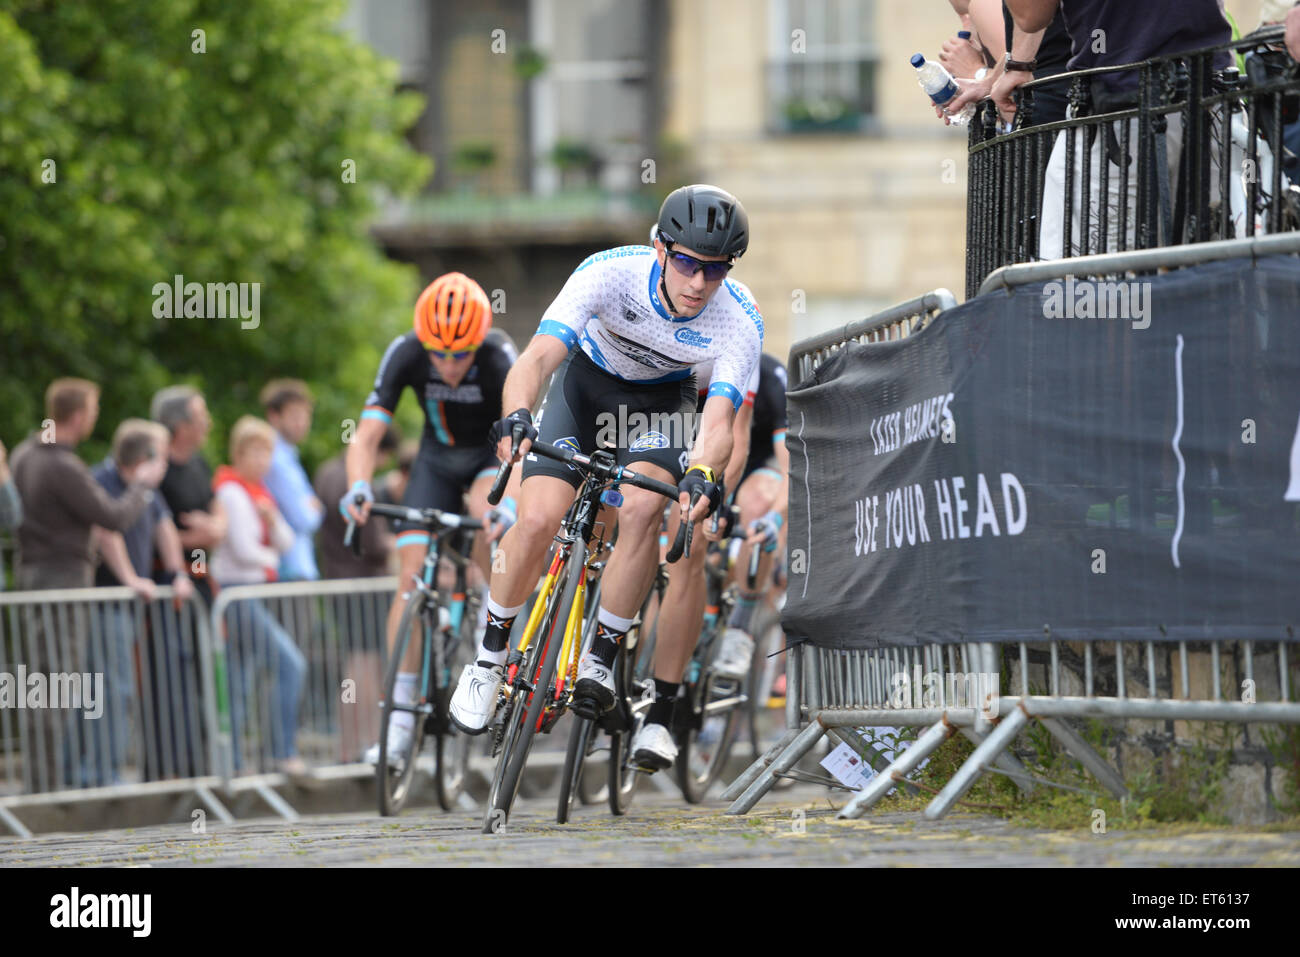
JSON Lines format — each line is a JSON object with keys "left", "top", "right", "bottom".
{"left": 0, "top": 577, "right": 402, "bottom": 834}
{"left": 722, "top": 290, "right": 961, "bottom": 810}
{"left": 723, "top": 275, "right": 1300, "bottom": 820}
{"left": 209, "top": 578, "right": 396, "bottom": 786}
{"left": 966, "top": 25, "right": 1300, "bottom": 299}
{"left": 0, "top": 586, "right": 217, "bottom": 800}
{"left": 788, "top": 289, "right": 957, "bottom": 388}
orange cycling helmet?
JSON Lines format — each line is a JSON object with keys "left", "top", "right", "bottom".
{"left": 414, "top": 272, "right": 492, "bottom": 353}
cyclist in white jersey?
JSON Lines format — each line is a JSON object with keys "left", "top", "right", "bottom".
{"left": 448, "top": 185, "right": 763, "bottom": 769}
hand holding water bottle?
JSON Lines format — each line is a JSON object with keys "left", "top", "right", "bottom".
{"left": 912, "top": 53, "right": 976, "bottom": 128}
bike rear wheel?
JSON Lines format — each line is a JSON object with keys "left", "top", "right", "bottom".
{"left": 378, "top": 591, "right": 431, "bottom": 816}
{"left": 483, "top": 542, "right": 585, "bottom": 833}
{"left": 557, "top": 714, "right": 597, "bottom": 823}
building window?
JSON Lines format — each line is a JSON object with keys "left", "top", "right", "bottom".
{"left": 766, "top": 0, "right": 878, "bottom": 134}
{"left": 530, "top": 0, "right": 654, "bottom": 195}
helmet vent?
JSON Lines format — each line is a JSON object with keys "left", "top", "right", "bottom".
{"left": 706, "top": 206, "right": 717, "bottom": 233}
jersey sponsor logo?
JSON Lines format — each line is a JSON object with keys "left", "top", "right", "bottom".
{"left": 574, "top": 245, "right": 653, "bottom": 272}
{"left": 630, "top": 430, "right": 670, "bottom": 452}
{"left": 673, "top": 327, "right": 713, "bottom": 348}
{"left": 724, "top": 280, "right": 765, "bottom": 338}
{"left": 527, "top": 432, "right": 580, "bottom": 469}
{"left": 600, "top": 326, "right": 687, "bottom": 371}
{"left": 424, "top": 383, "right": 484, "bottom": 403}
{"left": 552, "top": 434, "right": 581, "bottom": 471}
{"left": 618, "top": 293, "right": 650, "bottom": 325}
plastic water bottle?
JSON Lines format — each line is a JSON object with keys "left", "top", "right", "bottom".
{"left": 911, "top": 53, "right": 974, "bottom": 127}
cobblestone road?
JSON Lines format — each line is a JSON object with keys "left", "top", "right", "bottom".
{"left": 3, "top": 786, "right": 1298, "bottom": 867}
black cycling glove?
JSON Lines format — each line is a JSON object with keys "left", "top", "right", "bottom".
{"left": 678, "top": 464, "right": 723, "bottom": 517}
{"left": 490, "top": 407, "right": 537, "bottom": 446}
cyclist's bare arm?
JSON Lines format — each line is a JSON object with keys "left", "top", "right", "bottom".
{"left": 701, "top": 401, "right": 753, "bottom": 541}
{"left": 497, "top": 334, "right": 570, "bottom": 462}
{"left": 343, "top": 416, "right": 387, "bottom": 522}
{"left": 682, "top": 395, "right": 735, "bottom": 522}
{"left": 723, "top": 401, "right": 753, "bottom": 490}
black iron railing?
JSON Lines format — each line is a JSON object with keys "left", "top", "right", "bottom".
{"left": 966, "top": 26, "right": 1300, "bottom": 299}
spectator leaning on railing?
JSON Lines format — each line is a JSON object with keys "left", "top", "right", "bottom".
{"left": 1281, "top": 2, "right": 1300, "bottom": 61}
{"left": 977, "top": 1, "right": 1241, "bottom": 259}
{"left": 8, "top": 379, "right": 166, "bottom": 791}
{"left": 78, "top": 419, "right": 187, "bottom": 787}
{"left": 211, "top": 415, "right": 308, "bottom": 776}
{"left": 941, "top": 1, "right": 1074, "bottom": 128}
{"left": 0, "top": 439, "right": 21, "bottom": 591}
{"left": 11, "top": 380, "right": 166, "bottom": 590}
{"left": 259, "top": 379, "right": 323, "bottom": 582}
{"left": 150, "top": 385, "right": 227, "bottom": 604}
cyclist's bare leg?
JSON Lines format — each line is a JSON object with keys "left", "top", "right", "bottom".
{"left": 650, "top": 503, "right": 709, "bottom": 682}
{"left": 594, "top": 464, "right": 675, "bottom": 620}
{"left": 487, "top": 474, "right": 575, "bottom": 608}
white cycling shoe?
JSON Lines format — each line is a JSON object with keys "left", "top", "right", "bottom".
{"left": 571, "top": 654, "right": 617, "bottom": 719}
{"left": 364, "top": 721, "right": 413, "bottom": 773}
{"left": 632, "top": 722, "right": 678, "bottom": 772}
{"left": 449, "top": 663, "right": 504, "bottom": 735}
{"left": 712, "top": 627, "right": 755, "bottom": 680}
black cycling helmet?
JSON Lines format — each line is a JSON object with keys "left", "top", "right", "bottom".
{"left": 654, "top": 184, "right": 749, "bottom": 259}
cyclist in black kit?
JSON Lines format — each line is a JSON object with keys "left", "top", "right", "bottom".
{"left": 342, "top": 272, "right": 520, "bottom": 767}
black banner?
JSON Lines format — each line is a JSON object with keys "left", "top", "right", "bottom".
{"left": 783, "top": 256, "right": 1300, "bottom": 648}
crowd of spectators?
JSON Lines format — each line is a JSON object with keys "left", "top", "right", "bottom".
{"left": 0, "top": 376, "right": 408, "bottom": 789}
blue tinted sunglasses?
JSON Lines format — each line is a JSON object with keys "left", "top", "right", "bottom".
{"left": 666, "top": 248, "right": 733, "bottom": 282}
{"left": 424, "top": 342, "right": 479, "bottom": 360}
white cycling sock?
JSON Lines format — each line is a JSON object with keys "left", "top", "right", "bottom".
{"left": 391, "top": 672, "right": 417, "bottom": 732}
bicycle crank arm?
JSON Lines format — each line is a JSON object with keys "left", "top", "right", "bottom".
{"left": 701, "top": 694, "right": 749, "bottom": 715}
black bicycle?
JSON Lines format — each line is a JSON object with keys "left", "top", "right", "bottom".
{"left": 345, "top": 502, "right": 484, "bottom": 816}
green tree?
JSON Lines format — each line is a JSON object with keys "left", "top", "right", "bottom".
{"left": 0, "top": 0, "right": 431, "bottom": 471}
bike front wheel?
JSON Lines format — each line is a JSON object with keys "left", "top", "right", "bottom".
{"left": 483, "top": 543, "right": 585, "bottom": 833}
{"left": 378, "top": 591, "right": 431, "bottom": 816}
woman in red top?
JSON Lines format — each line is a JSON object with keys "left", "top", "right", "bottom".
{"left": 212, "top": 417, "right": 308, "bottom": 777}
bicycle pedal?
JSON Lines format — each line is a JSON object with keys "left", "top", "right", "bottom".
{"left": 570, "top": 694, "right": 608, "bottom": 722}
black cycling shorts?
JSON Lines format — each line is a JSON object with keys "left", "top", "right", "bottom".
{"left": 522, "top": 349, "right": 697, "bottom": 489}
{"left": 394, "top": 439, "right": 497, "bottom": 535}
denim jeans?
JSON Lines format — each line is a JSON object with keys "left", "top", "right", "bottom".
{"left": 226, "top": 599, "right": 306, "bottom": 770}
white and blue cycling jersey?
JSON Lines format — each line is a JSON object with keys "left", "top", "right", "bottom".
{"left": 534, "top": 245, "right": 763, "bottom": 411}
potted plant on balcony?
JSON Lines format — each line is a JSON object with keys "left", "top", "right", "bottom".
{"left": 452, "top": 140, "right": 498, "bottom": 194}
{"left": 549, "top": 139, "right": 601, "bottom": 190}
{"left": 781, "top": 95, "right": 858, "bottom": 132}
